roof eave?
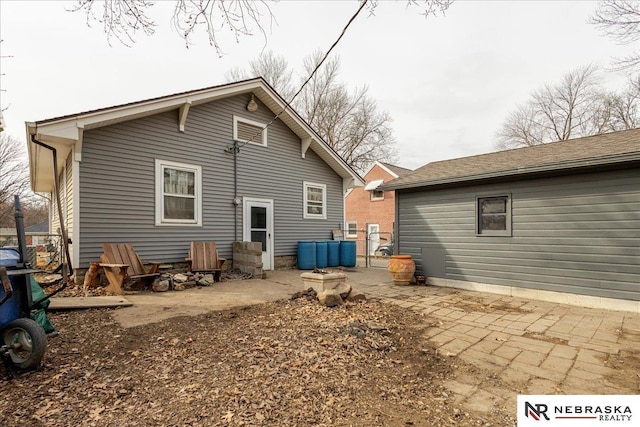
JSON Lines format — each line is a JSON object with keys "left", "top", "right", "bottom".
{"left": 26, "top": 78, "right": 365, "bottom": 191}
{"left": 382, "top": 152, "right": 640, "bottom": 191}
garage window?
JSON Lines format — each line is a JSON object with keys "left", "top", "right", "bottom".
{"left": 476, "top": 195, "right": 511, "bottom": 236}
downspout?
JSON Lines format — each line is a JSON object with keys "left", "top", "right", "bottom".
{"left": 233, "top": 141, "right": 239, "bottom": 242}
{"left": 31, "top": 135, "right": 73, "bottom": 277}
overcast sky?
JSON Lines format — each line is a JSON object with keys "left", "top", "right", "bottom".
{"left": 0, "top": 0, "right": 634, "bottom": 170}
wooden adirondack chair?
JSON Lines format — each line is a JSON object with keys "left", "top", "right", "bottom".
{"left": 100, "top": 243, "right": 160, "bottom": 294}
{"left": 186, "top": 241, "right": 226, "bottom": 282}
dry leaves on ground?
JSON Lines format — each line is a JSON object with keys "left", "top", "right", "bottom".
{"left": 1, "top": 297, "right": 513, "bottom": 426}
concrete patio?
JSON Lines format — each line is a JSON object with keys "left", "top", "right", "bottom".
{"left": 263, "top": 267, "right": 640, "bottom": 414}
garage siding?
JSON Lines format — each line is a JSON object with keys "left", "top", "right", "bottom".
{"left": 396, "top": 168, "right": 640, "bottom": 301}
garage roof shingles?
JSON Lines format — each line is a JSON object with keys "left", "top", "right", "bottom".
{"left": 384, "top": 128, "right": 640, "bottom": 190}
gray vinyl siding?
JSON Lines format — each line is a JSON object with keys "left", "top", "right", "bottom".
{"left": 78, "top": 93, "right": 343, "bottom": 267}
{"left": 50, "top": 153, "right": 73, "bottom": 243}
{"left": 397, "top": 168, "right": 640, "bottom": 301}
{"left": 65, "top": 152, "right": 73, "bottom": 255}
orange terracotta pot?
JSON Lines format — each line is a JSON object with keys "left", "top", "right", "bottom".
{"left": 388, "top": 255, "right": 416, "bottom": 286}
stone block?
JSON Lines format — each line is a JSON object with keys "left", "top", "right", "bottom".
{"left": 317, "top": 289, "right": 343, "bottom": 307}
{"left": 300, "top": 272, "right": 346, "bottom": 294}
{"left": 346, "top": 287, "right": 366, "bottom": 302}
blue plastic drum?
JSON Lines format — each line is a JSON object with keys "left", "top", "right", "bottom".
{"left": 327, "top": 241, "right": 340, "bottom": 267}
{"left": 297, "top": 241, "right": 316, "bottom": 270}
{"left": 315, "top": 241, "right": 328, "bottom": 269}
{"left": 340, "top": 240, "right": 357, "bottom": 267}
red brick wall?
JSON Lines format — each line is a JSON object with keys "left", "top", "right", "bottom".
{"left": 344, "top": 164, "right": 396, "bottom": 255}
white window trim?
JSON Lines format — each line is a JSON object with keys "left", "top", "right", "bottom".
{"left": 475, "top": 194, "right": 512, "bottom": 237}
{"left": 370, "top": 189, "right": 384, "bottom": 201}
{"left": 155, "top": 159, "right": 202, "bottom": 226}
{"left": 346, "top": 221, "right": 358, "bottom": 238}
{"left": 303, "top": 181, "right": 327, "bottom": 220}
{"left": 233, "top": 115, "right": 267, "bottom": 147}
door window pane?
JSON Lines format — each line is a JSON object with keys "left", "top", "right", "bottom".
{"left": 251, "top": 207, "right": 267, "bottom": 228}
{"left": 251, "top": 231, "right": 267, "bottom": 251}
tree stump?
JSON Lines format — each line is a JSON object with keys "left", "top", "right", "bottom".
{"left": 83, "top": 262, "right": 101, "bottom": 288}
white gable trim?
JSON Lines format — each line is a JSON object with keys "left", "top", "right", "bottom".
{"left": 27, "top": 78, "right": 365, "bottom": 193}
{"left": 363, "top": 161, "right": 400, "bottom": 179}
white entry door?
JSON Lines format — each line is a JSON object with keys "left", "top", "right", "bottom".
{"left": 243, "top": 198, "right": 274, "bottom": 270}
{"left": 368, "top": 224, "right": 380, "bottom": 255}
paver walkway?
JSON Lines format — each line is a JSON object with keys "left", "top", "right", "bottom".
{"left": 269, "top": 268, "right": 640, "bottom": 415}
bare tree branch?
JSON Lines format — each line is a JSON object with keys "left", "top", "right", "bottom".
{"left": 225, "top": 50, "right": 398, "bottom": 173}
{"left": 69, "top": 0, "right": 274, "bottom": 55}
{"left": 590, "top": 0, "right": 640, "bottom": 73}
{"left": 495, "top": 65, "right": 639, "bottom": 150}
{"left": 171, "top": 0, "right": 274, "bottom": 54}
{"left": 69, "top": 0, "right": 156, "bottom": 47}
{"left": 69, "top": 0, "right": 452, "bottom": 56}
{"left": 0, "top": 133, "right": 29, "bottom": 226}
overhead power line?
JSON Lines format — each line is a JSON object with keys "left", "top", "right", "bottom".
{"left": 230, "top": 0, "right": 369, "bottom": 151}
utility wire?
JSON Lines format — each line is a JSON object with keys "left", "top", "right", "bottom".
{"left": 231, "top": 0, "right": 369, "bottom": 150}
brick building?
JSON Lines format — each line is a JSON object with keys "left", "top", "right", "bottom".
{"left": 344, "top": 161, "right": 412, "bottom": 256}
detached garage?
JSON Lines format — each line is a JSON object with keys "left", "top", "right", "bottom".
{"left": 383, "top": 129, "right": 640, "bottom": 312}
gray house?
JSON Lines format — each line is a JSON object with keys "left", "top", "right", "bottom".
{"left": 383, "top": 129, "right": 640, "bottom": 312}
{"left": 26, "top": 78, "right": 364, "bottom": 275}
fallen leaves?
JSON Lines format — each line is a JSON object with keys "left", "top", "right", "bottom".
{"left": 0, "top": 298, "right": 511, "bottom": 426}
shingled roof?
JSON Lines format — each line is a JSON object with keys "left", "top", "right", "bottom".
{"left": 383, "top": 128, "right": 640, "bottom": 190}
{"left": 379, "top": 162, "right": 413, "bottom": 178}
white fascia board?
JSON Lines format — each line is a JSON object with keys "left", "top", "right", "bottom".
{"left": 375, "top": 161, "right": 399, "bottom": 178}
{"left": 364, "top": 179, "right": 384, "bottom": 191}
{"left": 362, "top": 161, "right": 398, "bottom": 179}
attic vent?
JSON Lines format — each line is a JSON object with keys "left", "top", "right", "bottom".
{"left": 234, "top": 116, "right": 267, "bottom": 146}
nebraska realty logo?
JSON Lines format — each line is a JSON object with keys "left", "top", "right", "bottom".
{"left": 517, "top": 395, "right": 638, "bottom": 426}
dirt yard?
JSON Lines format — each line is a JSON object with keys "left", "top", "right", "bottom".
{"left": 1, "top": 297, "right": 515, "bottom": 426}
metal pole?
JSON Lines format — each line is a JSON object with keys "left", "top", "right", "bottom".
{"left": 14, "top": 196, "right": 28, "bottom": 267}
{"left": 364, "top": 223, "right": 369, "bottom": 268}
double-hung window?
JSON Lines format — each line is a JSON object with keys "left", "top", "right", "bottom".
{"left": 346, "top": 221, "right": 358, "bottom": 238}
{"left": 155, "top": 159, "right": 202, "bottom": 226}
{"left": 303, "top": 181, "right": 326, "bottom": 219}
{"left": 476, "top": 195, "right": 511, "bottom": 236}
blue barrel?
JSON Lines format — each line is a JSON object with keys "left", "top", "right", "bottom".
{"left": 327, "top": 241, "right": 340, "bottom": 267}
{"left": 0, "top": 248, "right": 21, "bottom": 327}
{"left": 297, "top": 241, "right": 316, "bottom": 270}
{"left": 340, "top": 240, "right": 357, "bottom": 267}
{"left": 315, "top": 241, "right": 328, "bottom": 268}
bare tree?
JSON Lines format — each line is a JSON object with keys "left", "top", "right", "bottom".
{"left": 590, "top": 0, "right": 640, "bottom": 73}
{"left": 494, "top": 65, "right": 639, "bottom": 149}
{"left": 69, "top": 1, "right": 453, "bottom": 54}
{"left": 0, "top": 133, "right": 29, "bottom": 226}
{"left": 226, "top": 50, "right": 397, "bottom": 172}
{"left": 608, "top": 75, "right": 640, "bottom": 130}
{"left": 69, "top": 0, "right": 275, "bottom": 54}
{"left": 298, "top": 52, "right": 396, "bottom": 172}
{"left": 225, "top": 50, "right": 294, "bottom": 100}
